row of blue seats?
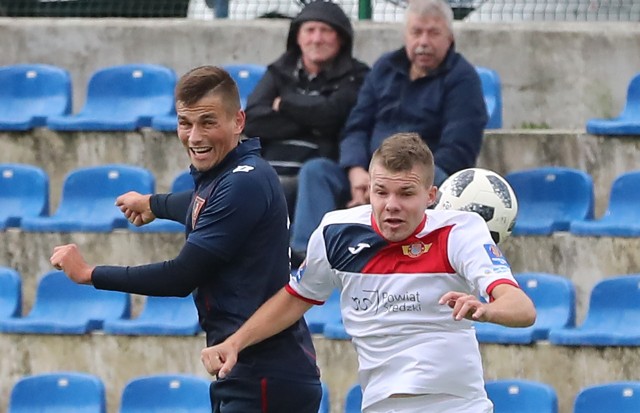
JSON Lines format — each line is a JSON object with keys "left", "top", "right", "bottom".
{"left": 3, "top": 162, "right": 639, "bottom": 235}
{"left": 0, "top": 63, "right": 266, "bottom": 131}
{"left": 309, "top": 272, "right": 640, "bottom": 347}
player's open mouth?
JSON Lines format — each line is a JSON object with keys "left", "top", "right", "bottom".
{"left": 190, "top": 147, "right": 213, "bottom": 155}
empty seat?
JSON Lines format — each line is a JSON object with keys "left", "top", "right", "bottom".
{"left": 586, "top": 72, "right": 640, "bottom": 135}
{"left": 129, "top": 169, "right": 193, "bottom": 233}
{"left": 0, "top": 64, "right": 72, "bottom": 131}
{"left": 506, "top": 167, "right": 594, "bottom": 235}
{"left": 0, "top": 163, "right": 49, "bottom": 229}
{"left": 486, "top": 379, "right": 558, "bottom": 413}
{"left": 344, "top": 384, "right": 362, "bottom": 413}
{"left": 548, "top": 274, "right": 640, "bottom": 346}
{"left": 318, "top": 382, "right": 330, "bottom": 413}
{"left": 47, "top": 64, "right": 176, "bottom": 131}
{"left": 150, "top": 109, "right": 177, "bottom": 131}
{"left": 223, "top": 64, "right": 266, "bottom": 109}
{"left": 476, "top": 66, "right": 503, "bottom": 129}
{"left": 21, "top": 164, "right": 155, "bottom": 232}
{"left": 304, "top": 288, "right": 342, "bottom": 334}
{"left": 119, "top": 374, "right": 210, "bottom": 412}
{"left": 9, "top": 371, "right": 106, "bottom": 413}
{"left": 0, "top": 267, "right": 21, "bottom": 319}
{"left": 570, "top": 170, "right": 640, "bottom": 237}
{"left": 0, "top": 270, "right": 130, "bottom": 334}
{"left": 574, "top": 382, "right": 640, "bottom": 413}
{"left": 102, "top": 295, "right": 200, "bottom": 336}
{"left": 475, "top": 272, "right": 575, "bottom": 344}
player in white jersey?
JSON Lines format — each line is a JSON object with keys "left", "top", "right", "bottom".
{"left": 201, "top": 132, "right": 536, "bottom": 413}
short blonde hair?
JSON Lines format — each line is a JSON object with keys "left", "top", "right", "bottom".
{"left": 369, "top": 132, "right": 435, "bottom": 186}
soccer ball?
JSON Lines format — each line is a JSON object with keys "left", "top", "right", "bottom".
{"left": 434, "top": 168, "right": 518, "bottom": 244}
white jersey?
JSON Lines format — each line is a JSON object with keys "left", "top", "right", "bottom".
{"left": 286, "top": 205, "right": 518, "bottom": 410}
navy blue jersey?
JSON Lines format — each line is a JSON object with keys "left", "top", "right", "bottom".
{"left": 93, "top": 138, "right": 319, "bottom": 382}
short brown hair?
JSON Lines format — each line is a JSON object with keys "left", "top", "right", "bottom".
{"left": 175, "top": 65, "right": 240, "bottom": 114}
{"left": 369, "top": 132, "right": 435, "bottom": 185}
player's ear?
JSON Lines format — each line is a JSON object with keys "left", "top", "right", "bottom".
{"left": 233, "top": 108, "right": 246, "bottom": 134}
{"left": 426, "top": 185, "right": 438, "bottom": 207}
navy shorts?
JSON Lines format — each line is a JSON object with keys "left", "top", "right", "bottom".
{"left": 210, "top": 375, "right": 322, "bottom": 413}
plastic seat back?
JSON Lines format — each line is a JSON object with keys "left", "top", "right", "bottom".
{"left": 618, "top": 74, "right": 640, "bottom": 120}
{"left": 171, "top": 170, "right": 194, "bottom": 193}
{"left": 476, "top": 66, "right": 503, "bottom": 129}
{"left": 486, "top": 379, "right": 558, "bottom": 413}
{"left": 518, "top": 272, "right": 576, "bottom": 334}
{"left": 119, "top": 374, "right": 210, "bottom": 412}
{"left": 9, "top": 371, "right": 106, "bottom": 413}
{"left": 304, "top": 288, "right": 342, "bottom": 334}
{"left": 223, "top": 64, "right": 266, "bottom": 109}
{"left": 602, "top": 170, "right": 640, "bottom": 223}
{"left": 506, "top": 167, "right": 594, "bottom": 235}
{"left": 0, "top": 164, "right": 49, "bottom": 228}
{"left": 574, "top": 382, "right": 640, "bottom": 413}
{"left": 0, "top": 64, "right": 71, "bottom": 128}
{"left": 344, "top": 384, "right": 362, "bottom": 413}
{"left": 0, "top": 267, "right": 21, "bottom": 319}
{"left": 580, "top": 275, "right": 640, "bottom": 331}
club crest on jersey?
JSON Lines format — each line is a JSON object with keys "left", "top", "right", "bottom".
{"left": 192, "top": 195, "right": 206, "bottom": 229}
{"left": 484, "top": 244, "right": 509, "bottom": 266}
{"left": 292, "top": 260, "right": 307, "bottom": 283}
{"left": 401, "top": 241, "right": 431, "bottom": 258}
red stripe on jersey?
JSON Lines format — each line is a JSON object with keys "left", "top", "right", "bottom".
{"left": 285, "top": 284, "right": 324, "bottom": 305}
{"left": 361, "top": 225, "right": 456, "bottom": 274}
{"left": 486, "top": 279, "right": 520, "bottom": 302}
{"left": 261, "top": 377, "right": 268, "bottom": 413}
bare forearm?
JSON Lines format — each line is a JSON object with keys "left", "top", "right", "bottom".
{"left": 485, "top": 287, "right": 536, "bottom": 327}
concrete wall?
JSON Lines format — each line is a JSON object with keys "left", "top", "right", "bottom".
{"left": 1, "top": 19, "right": 639, "bottom": 128}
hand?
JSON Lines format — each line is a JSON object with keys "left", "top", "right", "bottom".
{"left": 201, "top": 342, "right": 239, "bottom": 379}
{"left": 115, "top": 191, "right": 155, "bottom": 226}
{"left": 50, "top": 244, "right": 94, "bottom": 285}
{"left": 439, "top": 291, "right": 489, "bottom": 322}
{"left": 347, "top": 167, "right": 370, "bottom": 208}
{"left": 272, "top": 96, "right": 281, "bottom": 112}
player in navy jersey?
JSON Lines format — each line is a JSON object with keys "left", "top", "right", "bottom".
{"left": 50, "top": 65, "right": 321, "bottom": 413}
{"left": 200, "top": 132, "right": 536, "bottom": 413}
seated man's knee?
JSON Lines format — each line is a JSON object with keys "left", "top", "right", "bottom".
{"left": 299, "top": 158, "right": 336, "bottom": 180}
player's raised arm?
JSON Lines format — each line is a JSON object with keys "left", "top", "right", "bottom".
{"left": 201, "top": 288, "right": 313, "bottom": 378}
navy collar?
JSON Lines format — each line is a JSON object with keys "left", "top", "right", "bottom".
{"left": 190, "top": 137, "right": 261, "bottom": 185}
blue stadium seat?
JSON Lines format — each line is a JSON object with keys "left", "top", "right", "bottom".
{"left": 21, "top": 164, "right": 155, "bottom": 232}
{"left": 586, "top": 73, "right": 640, "bottom": 135}
{"left": 0, "top": 267, "right": 21, "bottom": 319}
{"left": 9, "top": 371, "right": 106, "bottom": 413}
{"left": 129, "top": 169, "right": 193, "bottom": 233}
{"left": 0, "top": 163, "right": 49, "bottom": 229}
{"left": 548, "top": 274, "right": 640, "bottom": 346}
{"left": 574, "top": 382, "right": 640, "bottom": 413}
{"left": 506, "top": 167, "right": 594, "bottom": 235}
{"left": 570, "top": 170, "right": 640, "bottom": 237}
{"left": 102, "top": 295, "right": 200, "bottom": 336}
{"left": 318, "top": 382, "right": 330, "bottom": 413}
{"left": 304, "top": 288, "right": 342, "bottom": 334}
{"left": 476, "top": 66, "right": 503, "bottom": 129}
{"left": 323, "top": 320, "right": 350, "bottom": 340}
{"left": 475, "top": 273, "right": 575, "bottom": 344}
{"left": 119, "top": 374, "right": 210, "bottom": 413}
{"left": 223, "top": 64, "right": 266, "bottom": 109}
{"left": 344, "top": 384, "right": 362, "bottom": 413}
{"left": 47, "top": 64, "right": 176, "bottom": 131}
{"left": 0, "top": 64, "right": 72, "bottom": 131}
{"left": 486, "top": 379, "right": 558, "bottom": 413}
{"left": 150, "top": 109, "right": 177, "bottom": 131}
{"left": 0, "top": 270, "right": 130, "bottom": 334}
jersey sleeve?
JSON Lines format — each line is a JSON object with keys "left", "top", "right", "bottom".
{"left": 447, "top": 212, "right": 519, "bottom": 301}
{"left": 287, "top": 222, "right": 337, "bottom": 304}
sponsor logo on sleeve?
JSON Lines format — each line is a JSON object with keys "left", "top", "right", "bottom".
{"left": 292, "top": 260, "right": 306, "bottom": 283}
{"left": 483, "top": 244, "right": 509, "bottom": 266}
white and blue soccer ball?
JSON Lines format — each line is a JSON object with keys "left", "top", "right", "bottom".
{"left": 434, "top": 168, "right": 518, "bottom": 244}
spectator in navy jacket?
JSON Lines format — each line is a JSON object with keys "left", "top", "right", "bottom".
{"left": 289, "top": 0, "right": 488, "bottom": 266}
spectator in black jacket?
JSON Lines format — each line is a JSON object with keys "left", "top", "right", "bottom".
{"left": 244, "top": 0, "right": 369, "bottom": 215}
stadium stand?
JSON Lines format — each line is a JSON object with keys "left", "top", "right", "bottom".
{"left": 476, "top": 66, "right": 503, "bottom": 129}
{"left": 586, "top": 72, "right": 640, "bottom": 136}
{"left": 486, "top": 379, "right": 558, "bottom": 413}
{"left": 569, "top": 170, "right": 640, "bottom": 237}
{"left": 344, "top": 384, "right": 362, "bottom": 413}
{"left": 222, "top": 64, "right": 267, "bottom": 110}
{"left": 46, "top": 64, "right": 176, "bottom": 131}
{"left": 475, "top": 272, "right": 575, "bottom": 344}
{"left": 506, "top": 167, "right": 594, "bottom": 235}
{"left": 304, "top": 288, "right": 342, "bottom": 334}
{"left": 128, "top": 169, "right": 193, "bottom": 233}
{"left": 0, "top": 267, "right": 21, "bottom": 320}
{"left": 0, "top": 163, "right": 49, "bottom": 230}
{"left": 8, "top": 372, "right": 106, "bottom": 413}
{"left": 150, "top": 108, "right": 178, "bottom": 132}
{"left": 573, "top": 382, "right": 640, "bottom": 413}
{"left": 119, "top": 374, "right": 210, "bottom": 412}
{"left": 0, "top": 270, "right": 130, "bottom": 334}
{"left": 20, "top": 164, "right": 154, "bottom": 232}
{"left": 102, "top": 295, "right": 200, "bottom": 336}
{"left": 0, "top": 64, "right": 72, "bottom": 131}
{"left": 548, "top": 274, "right": 640, "bottom": 346}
